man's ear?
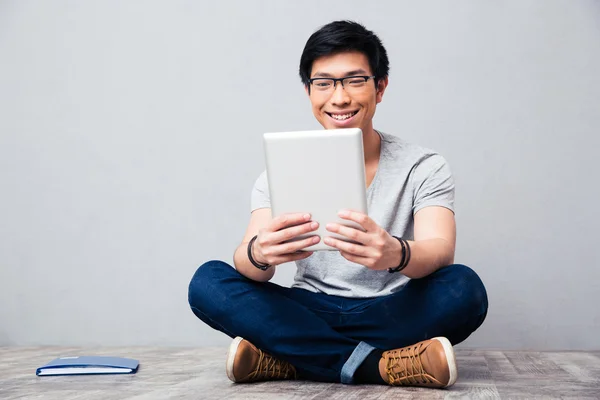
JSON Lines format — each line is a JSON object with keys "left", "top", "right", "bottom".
{"left": 304, "top": 84, "right": 310, "bottom": 97}
{"left": 376, "top": 77, "right": 389, "bottom": 104}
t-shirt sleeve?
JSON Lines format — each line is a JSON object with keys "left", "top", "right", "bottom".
{"left": 250, "top": 170, "right": 271, "bottom": 212}
{"left": 411, "top": 153, "right": 455, "bottom": 214}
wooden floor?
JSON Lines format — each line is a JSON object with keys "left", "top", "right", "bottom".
{"left": 1, "top": 347, "right": 599, "bottom": 399}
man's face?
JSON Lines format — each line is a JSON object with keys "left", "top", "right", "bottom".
{"left": 306, "top": 51, "right": 387, "bottom": 132}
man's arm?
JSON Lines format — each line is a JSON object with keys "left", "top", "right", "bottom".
{"left": 233, "top": 208, "right": 278, "bottom": 282}
{"left": 395, "top": 205, "right": 456, "bottom": 279}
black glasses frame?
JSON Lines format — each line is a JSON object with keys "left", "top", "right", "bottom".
{"left": 308, "top": 75, "right": 377, "bottom": 90}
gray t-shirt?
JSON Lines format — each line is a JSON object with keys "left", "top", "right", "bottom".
{"left": 251, "top": 131, "right": 455, "bottom": 298}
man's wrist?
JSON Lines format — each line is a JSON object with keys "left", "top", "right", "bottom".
{"left": 389, "top": 236, "right": 411, "bottom": 273}
{"left": 251, "top": 238, "right": 266, "bottom": 265}
{"left": 396, "top": 237, "right": 405, "bottom": 268}
{"left": 248, "top": 235, "right": 272, "bottom": 270}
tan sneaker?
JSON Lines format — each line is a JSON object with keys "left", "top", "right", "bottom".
{"left": 226, "top": 337, "right": 297, "bottom": 383}
{"left": 380, "top": 337, "right": 457, "bottom": 388}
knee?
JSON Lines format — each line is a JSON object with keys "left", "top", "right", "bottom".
{"left": 189, "top": 260, "right": 234, "bottom": 283}
{"left": 441, "top": 264, "right": 488, "bottom": 317}
{"left": 188, "top": 260, "right": 236, "bottom": 308}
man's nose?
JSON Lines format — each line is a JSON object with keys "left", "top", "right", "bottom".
{"left": 330, "top": 82, "right": 351, "bottom": 105}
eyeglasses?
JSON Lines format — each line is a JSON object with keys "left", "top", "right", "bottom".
{"left": 308, "top": 75, "right": 376, "bottom": 93}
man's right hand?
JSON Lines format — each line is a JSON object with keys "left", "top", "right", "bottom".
{"left": 252, "top": 213, "right": 320, "bottom": 267}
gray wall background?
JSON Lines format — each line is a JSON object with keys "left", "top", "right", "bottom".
{"left": 1, "top": 0, "right": 599, "bottom": 350}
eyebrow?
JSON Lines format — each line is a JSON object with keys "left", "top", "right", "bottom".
{"left": 311, "top": 69, "right": 369, "bottom": 78}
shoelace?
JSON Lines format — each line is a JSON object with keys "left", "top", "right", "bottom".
{"left": 385, "top": 342, "right": 435, "bottom": 386}
{"left": 248, "top": 350, "right": 297, "bottom": 381}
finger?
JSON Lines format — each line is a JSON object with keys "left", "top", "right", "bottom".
{"left": 269, "top": 213, "right": 311, "bottom": 232}
{"left": 270, "top": 221, "right": 319, "bottom": 244}
{"left": 268, "top": 235, "right": 321, "bottom": 257}
{"left": 339, "top": 251, "right": 371, "bottom": 266}
{"left": 273, "top": 250, "right": 314, "bottom": 265}
{"left": 337, "top": 209, "right": 376, "bottom": 231}
{"left": 323, "top": 236, "right": 369, "bottom": 257}
{"left": 325, "top": 222, "right": 369, "bottom": 245}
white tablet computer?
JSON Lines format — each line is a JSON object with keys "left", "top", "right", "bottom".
{"left": 263, "top": 128, "right": 368, "bottom": 251}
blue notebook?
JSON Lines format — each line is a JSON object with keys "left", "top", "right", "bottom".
{"left": 36, "top": 356, "right": 139, "bottom": 376}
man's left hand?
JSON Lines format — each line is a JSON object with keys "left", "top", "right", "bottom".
{"left": 323, "top": 209, "right": 402, "bottom": 270}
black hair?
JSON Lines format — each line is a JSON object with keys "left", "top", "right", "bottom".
{"left": 299, "top": 20, "right": 389, "bottom": 87}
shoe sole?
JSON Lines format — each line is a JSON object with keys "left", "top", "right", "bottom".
{"left": 432, "top": 337, "right": 457, "bottom": 387}
{"left": 226, "top": 336, "right": 244, "bottom": 383}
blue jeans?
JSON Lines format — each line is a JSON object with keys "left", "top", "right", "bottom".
{"left": 188, "top": 261, "right": 488, "bottom": 384}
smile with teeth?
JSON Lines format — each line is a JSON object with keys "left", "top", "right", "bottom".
{"left": 327, "top": 111, "right": 358, "bottom": 121}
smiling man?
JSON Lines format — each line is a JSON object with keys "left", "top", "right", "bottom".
{"left": 188, "top": 20, "right": 488, "bottom": 389}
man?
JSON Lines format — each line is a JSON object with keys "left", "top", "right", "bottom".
{"left": 188, "top": 20, "right": 488, "bottom": 388}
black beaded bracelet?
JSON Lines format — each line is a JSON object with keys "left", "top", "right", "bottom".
{"left": 388, "top": 236, "right": 411, "bottom": 273}
{"left": 248, "top": 235, "right": 272, "bottom": 271}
